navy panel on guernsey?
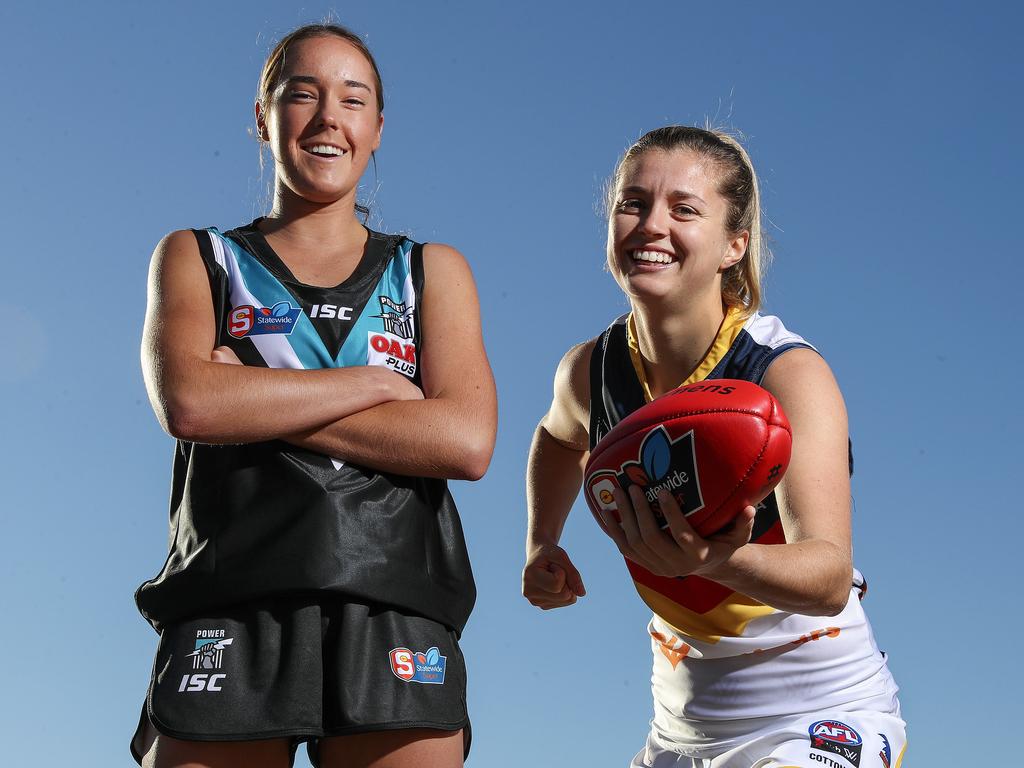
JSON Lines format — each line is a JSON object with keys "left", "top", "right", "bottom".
{"left": 133, "top": 225, "right": 476, "bottom": 638}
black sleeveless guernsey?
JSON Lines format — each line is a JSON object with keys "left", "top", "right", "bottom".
{"left": 135, "top": 222, "right": 476, "bottom": 635}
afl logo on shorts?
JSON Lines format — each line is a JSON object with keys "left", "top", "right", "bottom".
{"left": 389, "top": 646, "right": 446, "bottom": 684}
{"left": 809, "top": 720, "right": 863, "bottom": 766}
{"left": 228, "top": 301, "right": 302, "bottom": 338}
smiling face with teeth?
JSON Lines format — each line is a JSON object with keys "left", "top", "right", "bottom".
{"left": 607, "top": 149, "right": 749, "bottom": 310}
{"left": 256, "top": 35, "right": 383, "bottom": 208}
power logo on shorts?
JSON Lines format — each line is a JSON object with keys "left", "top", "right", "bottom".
{"left": 389, "top": 646, "right": 446, "bottom": 684}
{"left": 178, "top": 629, "right": 234, "bottom": 693}
{"left": 808, "top": 720, "right": 863, "bottom": 767}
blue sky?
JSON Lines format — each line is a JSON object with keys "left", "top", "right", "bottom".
{"left": 1, "top": 1, "right": 1020, "bottom": 765}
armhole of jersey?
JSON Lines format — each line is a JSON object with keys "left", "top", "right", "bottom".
{"left": 588, "top": 326, "right": 610, "bottom": 449}
{"left": 410, "top": 240, "right": 426, "bottom": 390}
{"left": 756, "top": 341, "right": 854, "bottom": 476}
{"left": 191, "top": 228, "right": 229, "bottom": 346}
{"left": 751, "top": 341, "right": 815, "bottom": 384}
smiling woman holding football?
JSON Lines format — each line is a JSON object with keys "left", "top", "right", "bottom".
{"left": 523, "top": 126, "right": 905, "bottom": 767}
{"left": 131, "top": 23, "right": 496, "bottom": 768}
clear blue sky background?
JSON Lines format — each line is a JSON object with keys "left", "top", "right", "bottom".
{"left": 2, "top": 1, "right": 1020, "bottom": 765}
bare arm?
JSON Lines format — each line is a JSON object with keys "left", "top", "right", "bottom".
{"left": 600, "top": 349, "right": 853, "bottom": 617}
{"left": 702, "top": 349, "right": 853, "bottom": 615}
{"left": 522, "top": 341, "right": 594, "bottom": 609}
{"left": 142, "top": 230, "right": 419, "bottom": 444}
{"left": 281, "top": 244, "right": 498, "bottom": 481}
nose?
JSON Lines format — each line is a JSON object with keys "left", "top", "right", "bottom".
{"left": 314, "top": 99, "right": 340, "bottom": 130}
{"left": 636, "top": 202, "right": 670, "bottom": 238}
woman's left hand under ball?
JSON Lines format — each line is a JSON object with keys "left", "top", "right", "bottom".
{"left": 598, "top": 485, "right": 755, "bottom": 579}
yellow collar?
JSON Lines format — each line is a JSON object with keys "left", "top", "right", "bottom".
{"left": 626, "top": 307, "right": 747, "bottom": 402}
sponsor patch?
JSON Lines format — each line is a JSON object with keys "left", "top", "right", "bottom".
{"left": 308, "top": 303, "right": 354, "bottom": 321}
{"left": 585, "top": 425, "right": 703, "bottom": 528}
{"left": 879, "top": 733, "right": 892, "bottom": 768}
{"left": 368, "top": 331, "right": 417, "bottom": 377}
{"left": 809, "top": 720, "right": 863, "bottom": 767}
{"left": 228, "top": 301, "right": 301, "bottom": 338}
{"left": 374, "top": 296, "right": 415, "bottom": 340}
{"left": 178, "top": 629, "right": 234, "bottom": 692}
{"left": 808, "top": 753, "right": 846, "bottom": 768}
{"left": 389, "top": 646, "right": 446, "bottom": 684}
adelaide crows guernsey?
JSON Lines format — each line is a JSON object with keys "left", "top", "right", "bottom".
{"left": 135, "top": 222, "right": 476, "bottom": 634}
{"left": 589, "top": 308, "right": 898, "bottom": 730}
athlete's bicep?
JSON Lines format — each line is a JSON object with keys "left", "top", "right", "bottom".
{"left": 142, "top": 230, "right": 218, "bottom": 429}
{"left": 540, "top": 340, "right": 594, "bottom": 451}
{"left": 418, "top": 244, "right": 497, "bottom": 445}
{"left": 761, "top": 348, "right": 852, "bottom": 555}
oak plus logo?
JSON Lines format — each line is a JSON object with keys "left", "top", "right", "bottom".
{"left": 177, "top": 629, "right": 234, "bottom": 693}
{"left": 368, "top": 296, "right": 417, "bottom": 377}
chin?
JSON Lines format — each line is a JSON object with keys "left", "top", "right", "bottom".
{"left": 623, "top": 270, "right": 677, "bottom": 294}
{"left": 286, "top": 180, "right": 353, "bottom": 206}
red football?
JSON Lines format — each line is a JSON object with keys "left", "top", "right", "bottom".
{"left": 583, "top": 379, "right": 792, "bottom": 537}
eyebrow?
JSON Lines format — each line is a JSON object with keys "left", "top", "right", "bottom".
{"left": 282, "top": 75, "right": 372, "bottom": 92}
{"left": 620, "top": 185, "right": 707, "bottom": 205}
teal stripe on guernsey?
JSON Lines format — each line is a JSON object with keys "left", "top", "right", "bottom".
{"left": 218, "top": 234, "right": 332, "bottom": 370}
{"left": 335, "top": 239, "right": 413, "bottom": 367}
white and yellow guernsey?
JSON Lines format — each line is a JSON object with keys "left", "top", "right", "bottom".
{"left": 588, "top": 308, "right": 900, "bottom": 743}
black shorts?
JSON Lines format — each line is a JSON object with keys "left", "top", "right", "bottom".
{"left": 130, "top": 595, "right": 470, "bottom": 765}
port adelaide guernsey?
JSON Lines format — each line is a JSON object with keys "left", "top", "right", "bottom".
{"left": 135, "top": 222, "right": 476, "bottom": 635}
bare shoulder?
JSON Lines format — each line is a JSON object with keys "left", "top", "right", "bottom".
{"left": 761, "top": 347, "right": 844, "bottom": 412}
{"left": 148, "top": 229, "right": 205, "bottom": 285}
{"left": 762, "top": 347, "right": 848, "bottom": 470}
{"left": 554, "top": 339, "right": 596, "bottom": 402}
{"left": 421, "top": 242, "right": 474, "bottom": 278}
{"left": 154, "top": 229, "right": 201, "bottom": 261}
{"left": 543, "top": 338, "right": 597, "bottom": 450}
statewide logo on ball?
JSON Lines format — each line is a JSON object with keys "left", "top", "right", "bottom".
{"left": 586, "top": 425, "right": 703, "bottom": 528}
{"left": 389, "top": 646, "right": 446, "bottom": 684}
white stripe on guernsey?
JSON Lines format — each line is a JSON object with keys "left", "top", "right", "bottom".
{"left": 208, "top": 231, "right": 227, "bottom": 273}
{"left": 742, "top": 312, "right": 816, "bottom": 351}
{"left": 207, "top": 232, "right": 345, "bottom": 470}
{"left": 208, "top": 232, "right": 304, "bottom": 370}
{"left": 400, "top": 243, "right": 416, "bottom": 330}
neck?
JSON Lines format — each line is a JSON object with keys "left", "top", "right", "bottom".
{"left": 631, "top": 291, "right": 728, "bottom": 398}
{"left": 262, "top": 184, "right": 367, "bottom": 248}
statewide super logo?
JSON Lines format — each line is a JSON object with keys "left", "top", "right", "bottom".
{"left": 585, "top": 425, "right": 703, "bottom": 528}
{"left": 178, "top": 629, "right": 234, "bottom": 693}
{"left": 228, "top": 301, "right": 302, "bottom": 338}
{"left": 389, "top": 646, "right": 446, "bottom": 684}
{"left": 809, "top": 720, "right": 863, "bottom": 767}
